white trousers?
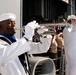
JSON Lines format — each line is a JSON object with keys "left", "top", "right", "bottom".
{"left": 65, "top": 49, "right": 76, "bottom": 75}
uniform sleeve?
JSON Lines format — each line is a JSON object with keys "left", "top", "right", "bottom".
{"left": 29, "top": 34, "right": 52, "bottom": 54}
{"left": 0, "top": 38, "right": 31, "bottom": 64}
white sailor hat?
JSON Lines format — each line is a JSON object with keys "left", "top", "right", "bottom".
{"left": 67, "top": 15, "right": 76, "bottom": 21}
{"left": 0, "top": 13, "right": 16, "bottom": 22}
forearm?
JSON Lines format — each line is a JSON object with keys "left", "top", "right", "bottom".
{"left": 29, "top": 34, "right": 52, "bottom": 54}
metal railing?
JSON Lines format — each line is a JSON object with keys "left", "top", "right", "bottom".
{"left": 51, "top": 49, "right": 65, "bottom": 75}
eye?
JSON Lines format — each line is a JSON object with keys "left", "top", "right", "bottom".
{"left": 12, "top": 21, "right": 16, "bottom": 24}
{"left": 7, "top": 21, "right": 11, "bottom": 24}
{"left": 7, "top": 21, "right": 15, "bottom": 25}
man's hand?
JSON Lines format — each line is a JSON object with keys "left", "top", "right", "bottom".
{"left": 24, "top": 21, "right": 40, "bottom": 41}
{"left": 37, "top": 26, "right": 48, "bottom": 35}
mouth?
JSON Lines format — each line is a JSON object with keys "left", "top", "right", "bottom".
{"left": 8, "top": 28, "right": 16, "bottom": 34}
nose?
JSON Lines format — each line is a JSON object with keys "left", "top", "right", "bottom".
{"left": 11, "top": 21, "right": 15, "bottom": 27}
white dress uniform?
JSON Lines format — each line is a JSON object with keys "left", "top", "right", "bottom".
{"left": 0, "top": 34, "right": 52, "bottom": 75}
{"left": 63, "top": 24, "right": 76, "bottom": 75}
{"left": 0, "top": 13, "right": 52, "bottom": 75}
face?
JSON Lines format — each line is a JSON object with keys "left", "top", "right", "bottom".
{"left": 0, "top": 19, "right": 16, "bottom": 35}
{"left": 72, "top": 19, "right": 76, "bottom": 25}
{"left": 74, "top": 19, "right": 76, "bottom": 24}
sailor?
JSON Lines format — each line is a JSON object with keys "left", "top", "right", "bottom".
{"left": 63, "top": 15, "right": 76, "bottom": 75}
{"left": 0, "top": 13, "right": 52, "bottom": 75}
